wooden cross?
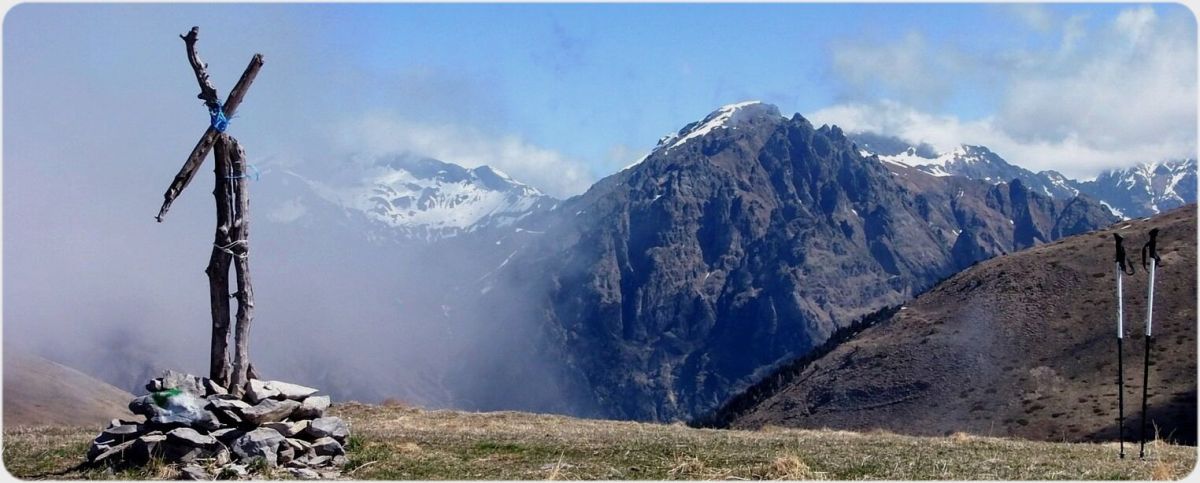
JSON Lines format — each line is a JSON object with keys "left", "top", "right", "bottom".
{"left": 156, "top": 26, "right": 264, "bottom": 396}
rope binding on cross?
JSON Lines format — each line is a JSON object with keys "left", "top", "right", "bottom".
{"left": 225, "top": 164, "right": 261, "bottom": 181}
{"left": 208, "top": 101, "right": 230, "bottom": 133}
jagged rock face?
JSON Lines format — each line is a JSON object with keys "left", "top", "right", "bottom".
{"left": 473, "top": 103, "right": 1118, "bottom": 422}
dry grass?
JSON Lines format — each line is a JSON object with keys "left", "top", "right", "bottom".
{"left": 759, "top": 455, "right": 814, "bottom": 480}
{"left": 3, "top": 403, "right": 1196, "bottom": 480}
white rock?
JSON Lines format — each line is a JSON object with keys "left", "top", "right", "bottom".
{"left": 265, "top": 380, "right": 319, "bottom": 401}
{"left": 245, "top": 379, "right": 281, "bottom": 403}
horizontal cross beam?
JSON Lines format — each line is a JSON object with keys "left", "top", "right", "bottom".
{"left": 156, "top": 27, "right": 263, "bottom": 222}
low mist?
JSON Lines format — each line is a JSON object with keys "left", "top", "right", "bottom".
{"left": 3, "top": 151, "right": 575, "bottom": 412}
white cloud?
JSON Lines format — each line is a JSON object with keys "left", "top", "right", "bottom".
{"left": 811, "top": 100, "right": 1192, "bottom": 179}
{"left": 266, "top": 197, "right": 308, "bottom": 224}
{"left": 817, "top": 5, "right": 1196, "bottom": 178}
{"left": 829, "top": 32, "right": 964, "bottom": 107}
{"left": 334, "top": 113, "right": 595, "bottom": 198}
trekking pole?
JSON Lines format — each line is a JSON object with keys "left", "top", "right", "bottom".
{"left": 1113, "top": 233, "right": 1132, "bottom": 458}
{"left": 1139, "top": 228, "right": 1161, "bottom": 458}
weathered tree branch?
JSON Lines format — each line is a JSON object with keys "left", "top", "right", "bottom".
{"left": 206, "top": 134, "right": 236, "bottom": 387}
{"left": 180, "top": 27, "right": 221, "bottom": 110}
{"left": 156, "top": 51, "right": 265, "bottom": 222}
{"left": 224, "top": 54, "right": 264, "bottom": 120}
{"left": 226, "top": 136, "right": 256, "bottom": 396}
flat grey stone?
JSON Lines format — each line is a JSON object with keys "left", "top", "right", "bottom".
{"left": 231, "top": 427, "right": 285, "bottom": 467}
{"left": 206, "top": 397, "right": 250, "bottom": 425}
{"left": 166, "top": 427, "right": 217, "bottom": 447}
{"left": 203, "top": 378, "right": 228, "bottom": 396}
{"left": 264, "top": 381, "right": 319, "bottom": 401}
{"left": 293, "top": 396, "right": 330, "bottom": 419}
{"left": 263, "top": 420, "right": 308, "bottom": 438}
{"left": 130, "top": 432, "right": 168, "bottom": 462}
{"left": 90, "top": 439, "right": 136, "bottom": 463}
{"left": 305, "top": 417, "right": 349, "bottom": 443}
{"left": 285, "top": 437, "right": 313, "bottom": 452}
{"left": 309, "top": 437, "right": 344, "bottom": 457}
{"left": 101, "top": 423, "right": 142, "bottom": 442}
{"left": 244, "top": 379, "right": 280, "bottom": 403}
{"left": 162, "top": 429, "right": 224, "bottom": 464}
{"left": 241, "top": 398, "right": 301, "bottom": 425}
{"left": 210, "top": 428, "right": 245, "bottom": 445}
{"left": 207, "top": 397, "right": 251, "bottom": 411}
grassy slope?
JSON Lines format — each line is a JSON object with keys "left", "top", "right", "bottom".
{"left": 3, "top": 352, "right": 134, "bottom": 427}
{"left": 4, "top": 403, "right": 1195, "bottom": 480}
{"left": 729, "top": 205, "right": 1196, "bottom": 444}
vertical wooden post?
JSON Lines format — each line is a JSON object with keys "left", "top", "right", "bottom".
{"left": 157, "top": 27, "right": 265, "bottom": 394}
{"left": 206, "top": 134, "right": 235, "bottom": 387}
{"left": 227, "top": 136, "right": 256, "bottom": 396}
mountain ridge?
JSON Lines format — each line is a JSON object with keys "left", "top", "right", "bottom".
{"left": 849, "top": 132, "right": 1196, "bottom": 219}
{"left": 457, "top": 102, "right": 1119, "bottom": 422}
{"left": 723, "top": 204, "right": 1196, "bottom": 444}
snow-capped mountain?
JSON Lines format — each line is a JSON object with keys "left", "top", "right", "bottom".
{"left": 850, "top": 132, "right": 1196, "bottom": 218}
{"left": 658, "top": 101, "right": 783, "bottom": 153}
{"left": 288, "top": 155, "right": 557, "bottom": 241}
{"left": 461, "top": 101, "right": 1116, "bottom": 421}
{"left": 1075, "top": 160, "right": 1196, "bottom": 219}
{"left": 859, "top": 141, "right": 1081, "bottom": 199}
{"left": 623, "top": 101, "right": 785, "bottom": 171}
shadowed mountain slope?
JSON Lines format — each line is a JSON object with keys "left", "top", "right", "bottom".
{"left": 724, "top": 205, "right": 1196, "bottom": 444}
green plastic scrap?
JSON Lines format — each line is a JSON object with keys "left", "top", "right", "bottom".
{"left": 152, "top": 387, "right": 183, "bottom": 408}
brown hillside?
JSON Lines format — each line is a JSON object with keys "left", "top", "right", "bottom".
{"left": 732, "top": 205, "right": 1197, "bottom": 444}
{"left": 3, "top": 351, "right": 134, "bottom": 427}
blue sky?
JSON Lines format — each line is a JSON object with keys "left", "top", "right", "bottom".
{"left": 4, "top": 3, "right": 1197, "bottom": 197}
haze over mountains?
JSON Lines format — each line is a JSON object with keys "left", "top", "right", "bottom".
{"left": 11, "top": 101, "right": 1186, "bottom": 428}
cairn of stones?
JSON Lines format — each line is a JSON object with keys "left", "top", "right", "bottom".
{"left": 86, "top": 371, "right": 350, "bottom": 480}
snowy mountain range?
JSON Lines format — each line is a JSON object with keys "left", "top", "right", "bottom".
{"left": 261, "top": 122, "right": 1191, "bottom": 245}
{"left": 282, "top": 155, "right": 557, "bottom": 242}
{"left": 850, "top": 133, "right": 1196, "bottom": 219}
{"left": 1076, "top": 160, "right": 1196, "bottom": 218}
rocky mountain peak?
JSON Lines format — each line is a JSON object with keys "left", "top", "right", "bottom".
{"left": 460, "top": 102, "right": 1118, "bottom": 422}
{"left": 657, "top": 101, "right": 785, "bottom": 153}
